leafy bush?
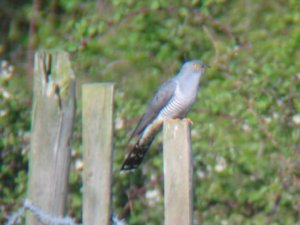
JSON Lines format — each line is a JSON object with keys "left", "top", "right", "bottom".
{"left": 1, "top": 0, "right": 300, "bottom": 224}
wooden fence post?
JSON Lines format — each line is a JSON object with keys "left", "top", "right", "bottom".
{"left": 26, "top": 51, "right": 76, "bottom": 225}
{"left": 82, "top": 83, "right": 114, "bottom": 225}
{"left": 163, "top": 119, "right": 193, "bottom": 225}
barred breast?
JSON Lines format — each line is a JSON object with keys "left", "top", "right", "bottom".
{"left": 159, "top": 84, "right": 196, "bottom": 119}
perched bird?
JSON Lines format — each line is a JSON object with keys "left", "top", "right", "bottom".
{"left": 121, "top": 60, "right": 207, "bottom": 171}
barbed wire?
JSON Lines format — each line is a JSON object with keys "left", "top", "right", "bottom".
{"left": 5, "top": 199, "right": 125, "bottom": 225}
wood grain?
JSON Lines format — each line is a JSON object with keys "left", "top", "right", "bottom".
{"left": 26, "top": 51, "right": 76, "bottom": 225}
{"left": 82, "top": 83, "right": 114, "bottom": 225}
{"left": 163, "top": 119, "right": 193, "bottom": 225}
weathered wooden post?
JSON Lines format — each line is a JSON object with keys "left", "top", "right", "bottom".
{"left": 26, "top": 51, "right": 76, "bottom": 225}
{"left": 82, "top": 83, "right": 114, "bottom": 225}
{"left": 163, "top": 119, "right": 193, "bottom": 225}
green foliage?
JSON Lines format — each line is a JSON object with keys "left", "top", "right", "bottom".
{"left": 1, "top": 0, "right": 300, "bottom": 224}
{"left": 0, "top": 61, "right": 31, "bottom": 224}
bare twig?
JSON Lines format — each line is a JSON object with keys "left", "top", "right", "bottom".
{"left": 118, "top": 176, "right": 161, "bottom": 220}
{"left": 27, "top": 0, "right": 41, "bottom": 80}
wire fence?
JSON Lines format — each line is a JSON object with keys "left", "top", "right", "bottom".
{"left": 6, "top": 51, "right": 194, "bottom": 225}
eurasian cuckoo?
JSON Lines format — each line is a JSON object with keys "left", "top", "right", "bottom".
{"left": 121, "top": 60, "right": 207, "bottom": 171}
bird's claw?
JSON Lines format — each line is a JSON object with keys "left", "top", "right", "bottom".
{"left": 183, "top": 118, "right": 194, "bottom": 125}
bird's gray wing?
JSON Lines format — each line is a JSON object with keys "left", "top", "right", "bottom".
{"left": 128, "top": 78, "right": 177, "bottom": 142}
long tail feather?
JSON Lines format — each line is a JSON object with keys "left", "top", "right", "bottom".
{"left": 120, "top": 137, "right": 155, "bottom": 171}
{"left": 121, "top": 119, "right": 163, "bottom": 171}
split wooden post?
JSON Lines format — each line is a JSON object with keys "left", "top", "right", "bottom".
{"left": 163, "top": 119, "right": 193, "bottom": 225}
{"left": 26, "top": 51, "right": 76, "bottom": 225}
{"left": 82, "top": 83, "right": 114, "bottom": 225}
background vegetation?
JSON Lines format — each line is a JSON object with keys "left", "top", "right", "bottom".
{"left": 1, "top": 0, "right": 300, "bottom": 224}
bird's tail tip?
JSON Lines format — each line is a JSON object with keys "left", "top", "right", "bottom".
{"left": 120, "top": 164, "right": 138, "bottom": 173}
{"left": 120, "top": 145, "right": 150, "bottom": 172}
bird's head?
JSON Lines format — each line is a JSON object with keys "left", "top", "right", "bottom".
{"left": 181, "top": 60, "right": 209, "bottom": 74}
